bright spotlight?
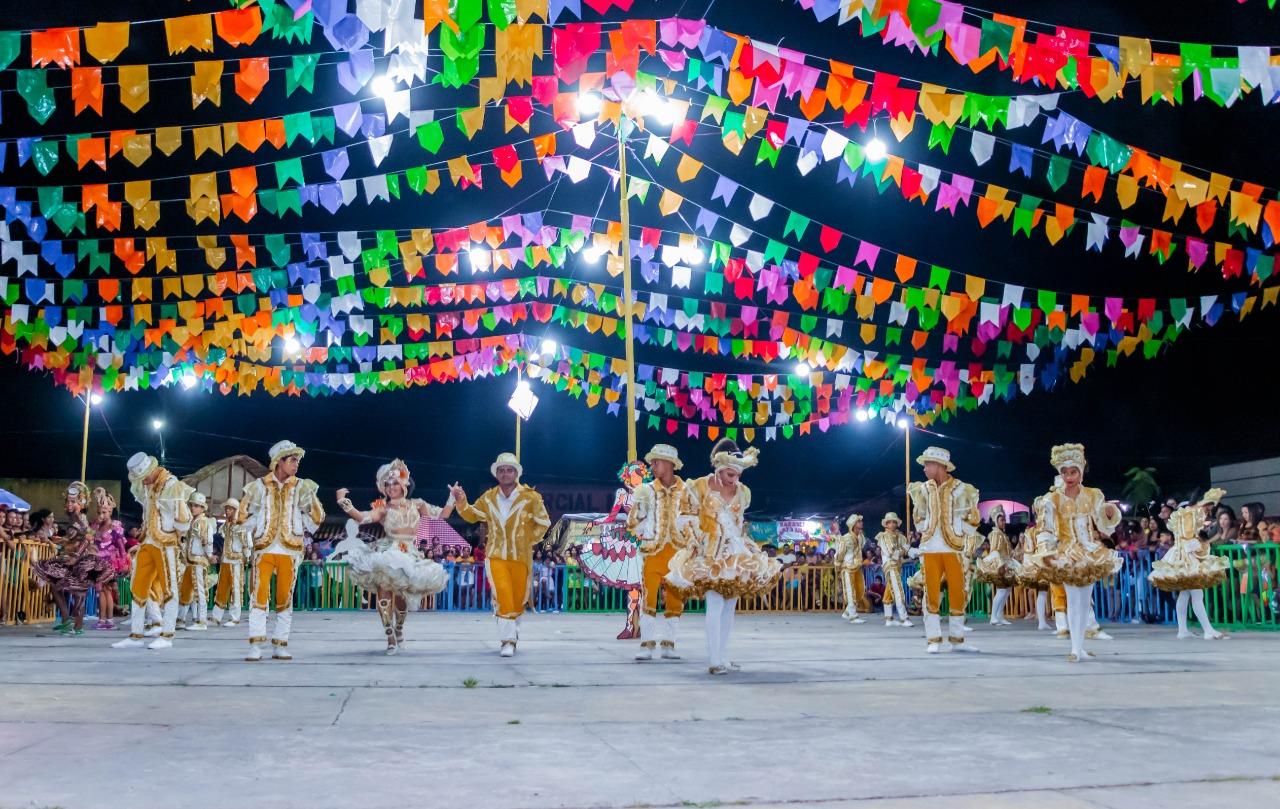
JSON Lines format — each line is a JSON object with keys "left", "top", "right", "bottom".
{"left": 371, "top": 74, "right": 395, "bottom": 100}
{"left": 864, "top": 137, "right": 888, "bottom": 162}
{"left": 577, "top": 92, "right": 602, "bottom": 117}
{"left": 896, "top": 417, "right": 909, "bottom": 429}
{"left": 468, "top": 248, "right": 489, "bottom": 268}
{"left": 151, "top": 418, "right": 165, "bottom": 431}
{"left": 796, "top": 362, "right": 811, "bottom": 375}
{"left": 283, "top": 336, "right": 302, "bottom": 355}
{"left": 508, "top": 379, "right": 539, "bottom": 421}
{"left": 90, "top": 393, "right": 103, "bottom": 405}
{"left": 582, "top": 247, "right": 603, "bottom": 265}
{"left": 540, "top": 338, "right": 558, "bottom": 355}
{"left": 855, "top": 409, "right": 868, "bottom": 422}
{"left": 181, "top": 373, "right": 198, "bottom": 390}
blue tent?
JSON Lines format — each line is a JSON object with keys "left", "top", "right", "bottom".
{"left": 0, "top": 488, "right": 31, "bottom": 510}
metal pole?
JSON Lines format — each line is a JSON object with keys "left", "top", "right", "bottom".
{"left": 618, "top": 119, "right": 638, "bottom": 462}
{"left": 515, "top": 368, "right": 522, "bottom": 463}
{"left": 904, "top": 421, "right": 911, "bottom": 531}
{"left": 79, "top": 393, "right": 91, "bottom": 485}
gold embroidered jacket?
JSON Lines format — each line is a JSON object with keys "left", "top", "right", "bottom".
{"left": 457, "top": 484, "right": 551, "bottom": 564}
{"left": 131, "top": 470, "right": 194, "bottom": 549}
{"left": 907, "top": 477, "right": 980, "bottom": 552}
{"left": 627, "top": 477, "right": 687, "bottom": 554}
{"left": 240, "top": 474, "right": 325, "bottom": 553}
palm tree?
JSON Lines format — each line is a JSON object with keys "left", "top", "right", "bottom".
{"left": 1121, "top": 467, "right": 1161, "bottom": 506}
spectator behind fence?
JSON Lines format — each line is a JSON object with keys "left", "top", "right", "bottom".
{"left": 28, "top": 510, "right": 57, "bottom": 544}
{"left": 1239, "top": 503, "right": 1265, "bottom": 543}
{"left": 1211, "top": 506, "right": 1239, "bottom": 543}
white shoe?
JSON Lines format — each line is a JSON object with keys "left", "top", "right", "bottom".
{"left": 245, "top": 645, "right": 263, "bottom": 662}
{"left": 1176, "top": 630, "right": 1193, "bottom": 639}
{"left": 727, "top": 661, "right": 741, "bottom": 671}
{"left": 144, "top": 626, "right": 163, "bottom": 637}
{"left": 188, "top": 624, "right": 207, "bottom": 632}
{"left": 1087, "top": 629, "right": 1113, "bottom": 640}
{"left": 926, "top": 642, "right": 941, "bottom": 654}
{"left": 272, "top": 646, "right": 292, "bottom": 660}
{"left": 660, "top": 646, "right": 681, "bottom": 660}
{"left": 147, "top": 637, "right": 173, "bottom": 650}
{"left": 851, "top": 617, "right": 866, "bottom": 624}
{"left": 707, "top": 665, "right": 729, "bottom": 676}
{"left": 499, "top": 642, "right": 515, "bottom": 658}
{"left": 961, "top": 624, "right": 973, "bottom": 633}
{"left": 899, "top": 619, "right": 914, "bottom": 627}
{"left": 999, "top": 619, "right": 1013, "bottom": 626}
{"left": 635, "top": 646, "right": 654, "bottom": 661}
{"left": 952, "top": 643, "right": 980, "bottom": 653}
{"left": 1204, "top": 630, "right": 1227, "bottom": 640}
{"left": 112, "top": 637, "right": 145, "bottom": 649}
{"left": 1056, "top": 629, "right": 1070, "bottom": 639}
{"left": 224, "top": 620, "right": 240, "bottom": 627}
{"left": 885, "top": 619, "right": 900, "bottom": 627}
{"left": 1038, "top": 623, "right": 1053, "bottom": 631}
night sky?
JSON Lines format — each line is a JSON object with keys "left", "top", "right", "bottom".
{"left": 2, "top": 1, "right": 1277, "bottom": 518}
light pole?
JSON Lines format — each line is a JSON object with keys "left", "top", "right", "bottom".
{"left": 151, "top": 418, "right": 166, "bottom": 465}
{"left": 79, "top": 390, "right": 103, "bottom": 485}
{"left": 898, "top": 416, "right": 911, "bottom": 529}
{"left": 580, "top": 90, "right": 672, "bottom": 463}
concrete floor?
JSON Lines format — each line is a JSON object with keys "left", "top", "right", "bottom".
{"left": 0, "top": 611, "right": 1275, "bottom": 809}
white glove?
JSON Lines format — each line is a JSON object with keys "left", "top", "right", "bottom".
{"left": 907, "top": 547, "right": 922, "bottom": 559}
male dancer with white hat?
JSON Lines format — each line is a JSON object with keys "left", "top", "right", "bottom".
{"left": 907, "top": 446, "right": 982, "bottom": 654}
{"left": 112, "top": 453, "right": 195, "bottom": 650}
{"left": 239, "top": 440, "right": 325, "bottom": 661}
{"left": 833, "top": 515, "right": 868, "bottom": 624}
{"left": 628, "top": 444, "right": 688, "bottom": 661}
{"left": 176, "top": 492, "right": 215, "bottom": 631}
{"left": 452, "top": 453, "right": 551, "bottom": 657}
{"left": 875, "top": 512, "right": 914, "bottom": 627}
{"left": 210, "top": 498, "right": 247, "bottom": 626}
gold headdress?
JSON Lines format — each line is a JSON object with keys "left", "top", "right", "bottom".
{"left": 1049, "top": 443, "right": 1086, "bottom": 471}
{"left": 376, "top": 459, "right": 413, "bottom": 496}
{"left": 712, "top": 445, "right": 759, "bottom": 473}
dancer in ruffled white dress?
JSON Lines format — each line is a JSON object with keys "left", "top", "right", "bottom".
{"left": 666, "top": 440, "right": 781, "bottom": 675}
{"left": 332, "top": 460, "right": 454, "bottom": 654}
{"left": 976, "top": 505, "right": 1020, "bottom": 626}
{"left": 1149, "top": 489, "right": 1230, "bottom": 640}
{"left": 1021, "top": 444, "right": 1122, "bottom": 662}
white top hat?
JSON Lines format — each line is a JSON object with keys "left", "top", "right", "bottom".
{"left": 989, "top": 504, "right": 1006, "bottom": 521}
{"left": 189, "top": 492, "right": 208, "bottom": 507}
{"left": 490, "top": 452, "right": 523, "bottom": 479}
{"left": 127, "top": 452, "right": 158, "bottom": 481}
{"left": 915, "top": 446, "right": 955, "bottom": 472}
{"left": 223, "top": 498, "right": 240, "bottom": 512}
{"left": 845, "top": 513, "right": 863, "bottom": 530}
{"left": 269, "top": 440, "right": 306, "bottom": 469}
{"left": 881, "top": 512, "right": 902, "bottom": 528}
{"left": 643, "top": 444, "right": 683, "bottom": 470}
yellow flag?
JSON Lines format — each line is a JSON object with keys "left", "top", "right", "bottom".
{"left": 154, "top": 126, "right": 182, "bottom": 156}
{"left": 84, "top": 21, "right": 129, "bottom": 63}
{"left": 118, "top": 65, "right": 149, "bottom": 112}
{"left": 675, "top": 153, "right": 703, "bottom": 182}
{"left": 191, "top": 61, "right": 223, "bottom": 107}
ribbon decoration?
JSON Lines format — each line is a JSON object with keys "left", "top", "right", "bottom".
{"left": 782, "top": 0, "right": 1280, "bottom": 108}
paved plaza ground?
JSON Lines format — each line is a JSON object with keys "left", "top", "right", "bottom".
{"left": 0, "top": 611, "right": 1275, "bottom": 809}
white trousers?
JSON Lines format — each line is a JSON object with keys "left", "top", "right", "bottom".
{"left": 990, "top": 588, "right": 1010, "bottom": 623}
{"left": 180, "top": 567, "right": 208, "bottom": 625}
{"left": 704, "top": 591, "right": 737, "bottom": 669}
{"left": 882, "top": 574, "right": 909, "bottom": 622}
{"left": 1064, "top": 584, "right": 1093, "bottom": 659}
{"left": 1176, "top": 590, "right": 1217, "bottom": 637}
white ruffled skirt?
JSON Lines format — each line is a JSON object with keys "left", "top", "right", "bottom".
{"left": 337, "top": 539, "right": 448, "bottom": 597}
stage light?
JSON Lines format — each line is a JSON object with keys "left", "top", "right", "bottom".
{"left": 371, "top": 75, "right": 395, "bottom": 100}
{"left": 855, "top": 409, "right": 868, "bottom": 422}
{"left": 540, "top": 338, "right": 558, "bottom": 355}
{"left": 577, "top": 92, "right": 602, "bottom": 117}
{"left": 796, "top": 362, "right": 811, "bottom": 375}
{"left": 508, "top": 379, "right": 539, "bottom": 420}
{"left": 865, "top": 137, "right": 888, "bottom": 162}
{"left": 151, "top": 418, "right": 165, "bottom": 431}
